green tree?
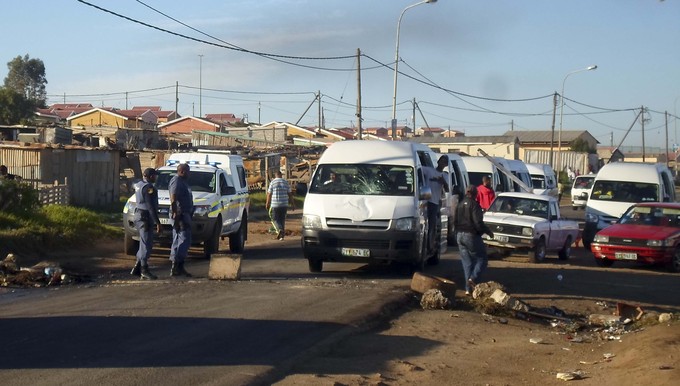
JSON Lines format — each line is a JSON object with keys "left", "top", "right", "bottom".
{"left": 4, "top": 54, "right": 47, "bottom": 108}
{"left": 570, "top": 138, "right": 596, "bottom": 154}
{"left": 0, "top": 87, "right": 35, "bottom": 125}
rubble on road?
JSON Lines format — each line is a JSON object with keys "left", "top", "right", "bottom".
{"left": 0, "top": 253, "right": 84, "bottom": 288}
{"left": 420, "top": 289, "right": 451, "bottom": 310}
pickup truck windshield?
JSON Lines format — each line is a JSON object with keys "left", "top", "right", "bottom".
{"left": 309, "top": 164, "right": 414, "bottom": 196}
{"left": 156, "top": 170, "right": 216, "bottom": 193}
{"left": 488, "top": 196, "right": 549, "bottom": 219}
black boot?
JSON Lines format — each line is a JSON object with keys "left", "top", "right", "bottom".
{"left": 130, "top": 261, "right": 141, "bottom": 276}
{"left": 178, "top": 262, "right": 192, "bottom": 277}
{"left": 140, "top": 264, "right": 157, "bottom": 280}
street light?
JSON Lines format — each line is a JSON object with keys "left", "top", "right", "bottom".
{"left": 198, "top": 54, "right": 204, "bottom": 118}
{"left": 557, "top": 64, "right": 597, "bottom": 172}
{"left": 391, "top": 0, "right": 437, "bottom": 140}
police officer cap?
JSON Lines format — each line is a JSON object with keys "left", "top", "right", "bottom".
{"left": 143, "top": 168, "right": 157, "bottom": 177}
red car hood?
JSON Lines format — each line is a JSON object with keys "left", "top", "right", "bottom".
{"left": 598, "top": 224, "right": 680, "bottom": 240}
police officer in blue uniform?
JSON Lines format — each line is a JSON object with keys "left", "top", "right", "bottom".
{"left": 169, "top": 163, "right": 193, "bottom": 277}
{"left": 131, "top": 168, "right": 162, "bottom": 280}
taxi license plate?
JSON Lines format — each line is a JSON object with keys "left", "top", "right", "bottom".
{"left": 159, "top": 218, "right": 171, "bottom": 225}
{"left": 494, "top": 235, "right": 509, "bottom": 243}
{"left": 615, "top": 252, "right": 637, "bottom": 260}
{"left": 341, "top": 248, "right": 370, "bottom": 258}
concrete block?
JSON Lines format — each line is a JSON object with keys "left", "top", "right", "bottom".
{"left": 208, "top": 253, "right": 242, "bottom": 280}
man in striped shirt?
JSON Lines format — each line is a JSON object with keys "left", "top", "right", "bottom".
{"left": 266, "top": 170, "right": 295, "bottom": 240}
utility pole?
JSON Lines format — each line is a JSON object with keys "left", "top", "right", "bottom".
{"left": 175, "top": 81, "right": 179, "bottom": 114}
{"left": 198, "top": 54, "right": 203, "bottom": 118}
{"left": 641, "top": 105, "right": 646, "bottom": 162}
{"left": 665, "top": 111, "right": 669, "bottom": 168}
{"left": 412, "top": 98, "right": 416, "bottom": 134}
{"left": 356, "top": 48, "right": 363, "bottom": 140}
{"left": 550, "top": 92, "right": 558, "bottom": 169}
{"left": 258, "top": 102, "right": 261, "bottom": 125}
{"left": 317, "top": 90, "right": 321, "bottom": 131}
{"left": 125, "top": 91, "right": 128, "bottom": 110}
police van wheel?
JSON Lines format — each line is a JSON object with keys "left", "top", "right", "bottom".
{"left": 308, "top": 258, "right": 323, "bottom": 273}
{"left": 229, "top": 220, "right": 246, "bottom": 253}
{"left": 124, "top": 233, "right": 138, "bottom": 256}
{"left": 204, "top": 219, "right": 222, "bottom": 258}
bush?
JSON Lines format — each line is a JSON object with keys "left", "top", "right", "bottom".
{"left": 0, "top": 180, "right": 39, "bottom": 215}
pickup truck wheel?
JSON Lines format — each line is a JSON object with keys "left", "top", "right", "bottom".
{"left": 229, "top": 219, "right": 246, "bottom": 253}
{"left": 308, "top": 258, "right": 323, "bottom": 273}
{"left": 558, "top": 236, "right": 572, "bottom": 260}
{"left": 595, "top": 257, "right": 614, "bottom": 267}
{"left": 204, "top": 218, "right": 222, "bottom": 259}
{"left": 529, "top": 238, "right": 546, "bottom": 263}
{"left": 124, "top": 233, "right": 138, "bottom": 256}
{"left": 668, "top": 247, "right": 680, "bottom": 273}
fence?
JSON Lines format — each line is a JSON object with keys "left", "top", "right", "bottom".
{"left": 39, "top": 179, "right": 69, "bottom": 206}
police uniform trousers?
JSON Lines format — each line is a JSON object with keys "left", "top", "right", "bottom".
{"left": 134, "top": 210, "right": 154, "bottom": 265}
{"left": 170, "top": 213, "right": 192, "bottom": 263}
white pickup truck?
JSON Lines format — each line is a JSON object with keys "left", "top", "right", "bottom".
{"left": 123, "top": 151, "right": 250, "bottom": 259}
{"left": 481, "top": 192, "right": 579, "bottom": 263}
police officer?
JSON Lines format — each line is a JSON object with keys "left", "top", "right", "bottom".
{"left": 169, "top": 163, "right": 193, "bottom": 277}
{"left": 131, "top": 168, "right": 162, "bottom": 280}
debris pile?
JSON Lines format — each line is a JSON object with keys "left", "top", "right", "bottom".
{"left": 0, "top": 253, "right": 79, "bottom": 287}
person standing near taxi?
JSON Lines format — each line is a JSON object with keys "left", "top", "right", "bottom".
{"left": 266, "top": 170, "right": 294, "bottom": 240}
{"left": 131, "top": 168, "right": 161, "bottom": 280}
{"left": 476, "top": 175, "right": 495, "bottom": 211}
{"left": 169, "top": 163, "right": 193, "bottom": 277}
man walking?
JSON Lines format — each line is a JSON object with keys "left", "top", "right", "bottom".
{"left": 455, "top": 185, "right": 494, "bottom": 295}
{"left": 131, "top": 168, "right": 161, "bottom": 280}
{"left": 266, "top": 170, "right": 294, "bottom": 240}
{"left": 169, "top": 163, "right": 193, "bottom": 277}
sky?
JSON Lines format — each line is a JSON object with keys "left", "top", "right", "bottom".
{"left": 2, "top": 0, "right": 679, "bottom": 149}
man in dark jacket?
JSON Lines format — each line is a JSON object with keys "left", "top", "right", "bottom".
{"left": 454, "top": 185, "right": 494, "bottom": 295}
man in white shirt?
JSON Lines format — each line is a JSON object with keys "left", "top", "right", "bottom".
{"left": 422, "top": 156, "right": 449, "bottom": 254}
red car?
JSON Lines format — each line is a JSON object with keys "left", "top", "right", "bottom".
{"left": 590, "top": 202, "right": 680, "bottom": 272}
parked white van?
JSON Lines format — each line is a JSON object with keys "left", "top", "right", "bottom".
{"left": 526, "top": 163, "right": 558, "bottom": 197}
{"left": 301, "top": 141, "right": 446, "bottom": 273}
{"left": 571, "top": 174, "right": 596, "bottom": 210}
{"left": 582, "top": 162, "right": 676, "bottom": 248}
{"left": 462, "top": 156, "right": 513, "bottom": 193}
{"left": 506, "top": 159, "right": 533, "bottom": 193}
{"left": 437, "top": 153, "right": 470, "bottom": 245}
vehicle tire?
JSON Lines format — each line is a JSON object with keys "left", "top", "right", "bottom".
{"left": 427, "top": 246, "right": 441, "bottom": 266}
{"left": 124, "top": 233, "right": 138, "bottom": 256}
{"left": 529, "top": 238, "right": 546, "bottom": 263}
{"left": 411, "top": 234, "right": 428, "bottom": 273}
{"left": 447, "top": 222, "right": 457, "bottom": 246}
{"left": 668, "top": 247, "right": 680, "bottom": 273}
{"left": 558, "top": 236, "right": 572, "bottom": 260}
{"left": 204, "top": 218, "right": 222, "bottom": 259}
{"left": 229, "top": 217, "right": 246, "bottom": 253}
{"left": 594, "top": 257, "right": 614, "bottom": 267}
{"left": 308, "top": 258, "right": 323, "bottom": 273}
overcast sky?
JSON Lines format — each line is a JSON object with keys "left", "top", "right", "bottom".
{"left": 3, "top": 0, "right": 679, "bottom": 149}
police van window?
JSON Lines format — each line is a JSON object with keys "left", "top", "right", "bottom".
{"left": 237, "top": 165, "right": 247, "bottom": 189}
{"left": 219, "top": 174, "right": 229, "bottom": 195}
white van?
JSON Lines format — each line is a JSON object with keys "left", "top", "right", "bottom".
{"left": 462, "top": 156, "right": 513, "bottom": 193}
{"left": 505, "top": 159, "right": 533, "bottom": 193}
{"left": 582, "top": 162, "right": 676, "bottom": 248}
{"left": 437, "top": 153, "right": 470, "bottom": 245}
{"left": 302, "top": 141, "right": 446, "bottom": 272}
{"left": 570, "top": 174, "right": 596, "bottom": 210}
{"left": 526, "top": 163, "right": 558, "bottom": 197}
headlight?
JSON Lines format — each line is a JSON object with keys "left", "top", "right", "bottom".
{"left": 302, "top": 214, "right": 322, "bottom": 229}
{"left": 521, "top": 227, "right": 533, "bottom": 236}
{"left": 593, "top": 234, "right": 609, "bottom": 243}
{"left": 124, "top": 201, "right": 136, "bottom": 213}
{"left": 585, "top": 212, "right": 599, "bottom": 223}
{"left": 193, "top": 205, "right": 211, "bottom": 217}
{"left": 647, "top": 239, "right": 667, "bottom": 247}
{"left": 395, "top": 217, "right": 417, "bottom": 231}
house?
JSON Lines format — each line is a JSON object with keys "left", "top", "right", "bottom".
{"left": 67, "top": 107, "right": 158, "bottom": 130}
{"left": 158, "top": 116, "right": 222, "bottom": 135}
{"left": 415, "top": 126, "right": 445, "bottom": 137}
{"left": 409, "top": 135, "right": 520, "bottom": 159}
{"left": 132, "top": 106, "right": 180, "bottom": 124}
{"left": 502, "top": 130, "right": 599, "bottom": 159}
{"left": 205, "top": 113, "right": 243, "bottom": 125}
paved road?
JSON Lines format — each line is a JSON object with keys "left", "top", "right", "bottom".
{"left": 2, "top": 204, "right": 679, "bottom": 386}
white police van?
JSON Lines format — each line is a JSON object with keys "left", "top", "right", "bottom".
{"left": 123, "top": 151, "right": 249, "bottom": 258}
